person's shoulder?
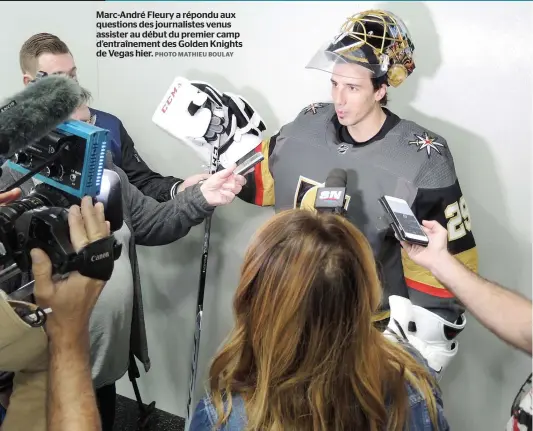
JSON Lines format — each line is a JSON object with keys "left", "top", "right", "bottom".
{"left": 392, "top": 118, "right": 451, "bottom": 159}
{"left": 398, "top": 341, "right": 444, "bottom": 411}
{"left": 189, "top": 396, "right": 216, "bottom": 430}
{"left": 293, "top": 101, "right": 335, "bottom": 123}
{"left": 89, "top": 107, "right": 123, "bottom": 125}
{"left": 399, "top": 342, "right": 450, "bottom": 429}
{"left": 277, "top": 101, "right": 334, "bottom": 141}
{"left": 401, "top": 341, "right": 441, "bottom": 380}
{"left": 279, "top": 101, "right": 334, "bottom": 131}
{"left": 190, "top": 393, "right": 248, "bottom": 431}
{"left": 392, "top": 117, "right": 458, "bottom": 188}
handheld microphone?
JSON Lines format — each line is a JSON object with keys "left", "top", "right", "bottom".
{"left": 0, "top": 74, "right": 86, "bottom": 159}
{"left": 314, "top": 168, "right": 348, "bottom": 214}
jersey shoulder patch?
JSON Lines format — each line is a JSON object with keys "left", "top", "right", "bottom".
{"left": 396, "top": 120, "right": 457, "bottom": 189}
{"left": 398, "top": 119, "right": 449, "bottom": 159}
{"left": 295, "top": 101, "right": 334, "bottom": 122}
{"left": 280, "top": 102, "right": 335, "bottom": 143}
{"left": 299, "top": 102, "right": 331, "bottom": 116}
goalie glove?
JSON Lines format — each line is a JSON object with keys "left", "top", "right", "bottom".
{"left": 384, "top": 295, "right": 467, "bottom": 378}
{"left": 188, "top": 82, "right": 267, "bottom": 168}
{"left": 152, "top": 77, "right": 213, "bottom": 164}
{"left": 152, "top": 77, "right": 266, "bottom": 169}
{"left": 216, "top": 91, "right": 266, "bottom": 168}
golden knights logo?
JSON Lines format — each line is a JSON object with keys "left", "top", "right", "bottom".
{"left": 293, "top": 176, "right": 351, "bottom": 211}
{"left": 408, "top": 132, "right": 444, "bottom": 158}
{"left": 302, "top": 102, "right": 326, "bottom": 115}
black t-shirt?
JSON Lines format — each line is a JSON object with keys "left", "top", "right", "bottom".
{"left": 334, "top": 108, "right": 401, "bottom": 147}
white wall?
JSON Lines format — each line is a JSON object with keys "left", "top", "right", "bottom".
{"left": 1, "top": 1, "right": 532, "bottom": 429}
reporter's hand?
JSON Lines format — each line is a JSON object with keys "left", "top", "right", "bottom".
{"left": 199, "top": 163, "right": 246, "bottom": 206}
{"left": 32, "top": 196, "right": 111, "bottom": 343}
{"left": 177, "top": 172, "right": 211, "bottom": 192}
{"left": 400, "top": 220, "right": 449, "bottom": 271}
{"left": 0, "top": 188, "right": 21, "bottom": 204}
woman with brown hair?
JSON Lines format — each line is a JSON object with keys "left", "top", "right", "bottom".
{"left": 189, "top": 209, "right": 449, "bottom": 430}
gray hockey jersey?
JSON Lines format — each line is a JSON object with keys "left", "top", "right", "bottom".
{"left": 239, "top": 103, "right": 478, "bottom": 323}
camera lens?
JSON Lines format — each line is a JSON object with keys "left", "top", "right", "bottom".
{"left": 0, "top": 184, "right": 76, "bottom": 234}
{"left": 0, "top": 195, "right": 47, "bottom": 232}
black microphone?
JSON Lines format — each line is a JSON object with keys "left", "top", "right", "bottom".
{"left": 314, "top": 168, "right": 348, "bottom": 214}
{"left": 0, "top": 74, "right": 86, "bottom": 159}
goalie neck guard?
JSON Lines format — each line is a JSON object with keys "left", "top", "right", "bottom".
{"left": 306, "top": 9, "right": 416, "bottom": 87}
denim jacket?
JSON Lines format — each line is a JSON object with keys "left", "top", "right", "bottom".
{"left": 189, "top": 344, "right": 450, "bottom": 431}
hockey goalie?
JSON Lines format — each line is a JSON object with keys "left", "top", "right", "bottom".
{"left": 152, "top": 9, "right": 478, "bottom": 379}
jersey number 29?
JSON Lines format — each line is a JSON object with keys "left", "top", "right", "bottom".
{"left": 445, "top": 195, "right": 472, "bottom": 241}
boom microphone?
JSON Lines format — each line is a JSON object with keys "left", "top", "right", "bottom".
{"left": 0, "top": 74, "right": 86, "bottom": 158}
{"left": 314, "top": 168, "right": 348, "bottom": 214}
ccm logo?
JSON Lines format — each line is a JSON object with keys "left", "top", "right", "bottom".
{"left": 319, "top": 190, "right": 343, "bottom": 200}
{"left": 91, "top": 252, "right": 110, "bottom": 262}
{"left": 161, "top": 86, "right": 179, "bottom": 113}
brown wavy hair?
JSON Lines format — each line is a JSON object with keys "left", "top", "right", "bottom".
{"left": 208, "top": 209, "right": 439, "bottom": 430}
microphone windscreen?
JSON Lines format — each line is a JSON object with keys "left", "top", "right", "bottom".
{"left": 0, "top": 75, "right": 85, "bottom": 157}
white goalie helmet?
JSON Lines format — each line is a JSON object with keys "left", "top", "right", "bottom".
{"left": 152, "top": 77, "right": 267, "bottom": 169}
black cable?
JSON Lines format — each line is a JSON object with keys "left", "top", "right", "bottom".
{"left": 1, "top": 140, "right": 70, "bottom": 193}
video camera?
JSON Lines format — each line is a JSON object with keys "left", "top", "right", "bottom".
{"left": 0, "top": 93, "right": 123, "bottom": 284}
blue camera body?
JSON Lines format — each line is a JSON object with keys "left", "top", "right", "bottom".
{"left": 7, "top": 120, "right": 109, "bottom": 199}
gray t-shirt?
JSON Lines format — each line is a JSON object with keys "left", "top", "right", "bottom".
{"left": 89, "top": 222, "right": 134, "bottom": 389}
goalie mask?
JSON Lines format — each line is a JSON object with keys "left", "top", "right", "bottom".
{"left": 306, "top": 10, "right": 416, "bottom": 87}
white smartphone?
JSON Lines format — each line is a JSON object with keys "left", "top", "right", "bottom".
{"left": 234, "top": 152, "right": 264, "bottom": 176}
{"left": 379, "top": 195, "right": 429, "bottom": 246}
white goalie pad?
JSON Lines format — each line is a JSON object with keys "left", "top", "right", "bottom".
{"left": 384, "top": 295, "right": 467, "bottom": 378}
{"left": 152, "top": 76, "right": 266, "bottom": 169}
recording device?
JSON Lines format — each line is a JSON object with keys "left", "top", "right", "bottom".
{"left": 1, "top": 72, "right": 108, "bottom": 199}
{"left": 6, "top": 120, "right": 108, "bottom": 199}
{"left": 234, "top": 152, "right": 264, "bottom": 176}
{"left": 314, "top": 168, "right": 348, "bottom": 214}
{"left": 0, "top": 73, "right": 122, "bottom": 284}
{"left": 0, "top": 73, "right": 86, "bottom": 160}
{"left": 378, "top": 195, "right": 429, "bottom": 246}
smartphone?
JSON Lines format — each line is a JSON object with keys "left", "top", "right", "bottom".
{"left": 234, "top": 152, "right": 264, "bottom": 176}
{"left": 379, "top": 195, "right": 429, "bottom": 246}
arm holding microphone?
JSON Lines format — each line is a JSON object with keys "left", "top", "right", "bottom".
{"left": 400, "top": 220, "right": 532, "bottom": 356}
{"left": 115, "top": 159, "right": 245, "bottom": 247}
{"left": 152, "top": 77, "right": 274, "bottom": 206}
{"left": 0, "top": 72, "right": 245, "bottom": 254}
